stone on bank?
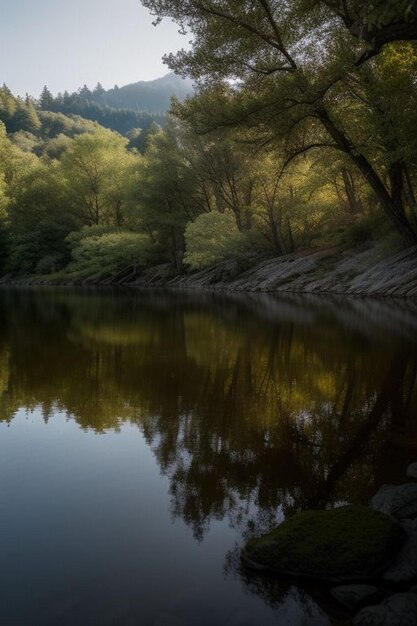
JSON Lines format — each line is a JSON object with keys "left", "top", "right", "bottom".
{"left": 353, "top": 589, "right": 417, "bottom": 626}
{"left": 370, "top": 484, "right": 417, "bottom": 520}
{"left": 243, "top": 506, "right": 405, "bottom": 583}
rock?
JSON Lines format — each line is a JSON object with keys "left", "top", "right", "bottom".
{"left": 383, "top": 519, "right": 417, "bottom": 584}
{"left": 243, "top": 506, "right": 405, "bottom": 583}
{"left": 128, "top": 244, "right": 417, "bottom": 298}
{"left": 371, "top": 484, "right": 417, "bottom": 520}
{"left": 353, "top": 591, "right": 417, "bottom": 625}
{"left": 407, "top": 463, "right": 417, "bottom": 480}
{"left": 330, "top": 585, "right": 380, "bottom": 611}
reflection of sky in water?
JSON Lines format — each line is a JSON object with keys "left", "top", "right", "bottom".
{"left": 0, "top": 411, "right": 317, "bottom": 625}
{"left": 0, "top": 289, "right": 416, "bottom": 625}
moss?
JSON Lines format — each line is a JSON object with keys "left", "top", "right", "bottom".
{"left": 244, "top": 506, "right": 405, "bottom": 583}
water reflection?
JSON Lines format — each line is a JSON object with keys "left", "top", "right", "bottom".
{"left": 0, "top": 289, "right": 416, "bottom": 544}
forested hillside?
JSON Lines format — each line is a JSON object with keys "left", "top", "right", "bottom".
{"left": 0, "top": 1, "right": 416, "bottom": 284}
{"left": 90, "top": 73, "right": 193, "bottom": 113}
{"left": 35, "top": 73, "right": 192, "bottom": 134}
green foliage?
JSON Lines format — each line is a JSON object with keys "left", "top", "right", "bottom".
{"left": 11, "top": 130, "right": 41, "bottom": 154}
{"left": 184, "top": 211, "right": 247, "bottom": 269}
{"left": 60, "top": 128, "right": 140, "bottom": 227}
{"left": 68, "top": 228, "right": 153, "bottom": 276}
{"left": 34, "top": 74, "right": 192, "bottom": 136}
{"left": 361, "top": 0, "right": 415, "bottom": 30}
{"left": 39, "top": 85, "right": 54, "bottom": 109}
{"left": 38, "top": 111, "right": 100, "bottom": 140}
{"left": 136, "top": 122, "right": 203, "bottom": 268}
{"left": 145, "top": 0, "right": 417, "bottom": 244}
{"left": 40, "top": 90, "right": 165, "bottom": 136}
{"left": 0, "top": 85, "right": 40, "bottom": 134}
{"left": 0, "top": 108, "right": 144, "bottom": 275}
{"left": 42, "top": 134, "right": 73, "bottom": 160}
{"left": 127, "top": 122, "right": 162, "bottom": 153}
{"left": 0, "top": 9, "right": 417, "bottom": 280}
{"left": 6, "top": 160, "right": 77, "bottom": 273}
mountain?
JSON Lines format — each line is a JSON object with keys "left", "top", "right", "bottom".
{"left": 101, "top": 73, "right": 194, "bottom": 113}
{"left": 38, "top": 73, "right": 194, "bottom": 135}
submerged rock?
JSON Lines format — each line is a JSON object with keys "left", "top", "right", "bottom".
{"left": 243, "top": 506, "right": 404, "bottom": 583}
{"left": 371, "top": 484, "right": 417, "bottom": 520}
{"left": 383, "top": 519, "right": 417, "bottom": 584}
{"left": 330, "top": 585, "right": 380, "bottom": 611}
{"left": 353, "top": 591, "right": 417, "bottom": 626}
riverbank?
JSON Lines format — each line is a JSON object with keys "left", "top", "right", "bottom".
{"left": 242, "top": 465, "right": 417, "bottom": 626}
{"left": 1, "top": 243, "right": 417, "bottom": 298}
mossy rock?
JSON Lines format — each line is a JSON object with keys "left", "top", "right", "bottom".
{"left": 243, "top": 506, "right": 405, "bottom": 583}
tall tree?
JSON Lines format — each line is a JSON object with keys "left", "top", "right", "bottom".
{"left": 143, "top": 0, "right": 417, "bottom": 243}
{"left": 93, "top": 82, "right": 106, "bottom": 99}
{"left": 61, "top": 128, "right": 140, "bottom": 227}
{"left": 39, "top": 85, "right": 54, "bottom": 110}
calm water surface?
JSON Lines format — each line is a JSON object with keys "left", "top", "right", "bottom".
{"left": 0, "top": 288, "right": 416, "bottom": 625}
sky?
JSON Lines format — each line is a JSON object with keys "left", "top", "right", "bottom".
{"left": 0, "top": 0, "right": 187, "bottom": 97}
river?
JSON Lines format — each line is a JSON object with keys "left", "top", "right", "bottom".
{"left": 0, "top": 288, "right": 416, "bottom": 625}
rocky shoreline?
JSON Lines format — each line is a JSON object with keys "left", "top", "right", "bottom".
{"left": 242, "top": 464, "right": 417, "bottom": 625}
{"left": 1, "top": 244, "right": 416, "bottom": 299}
{"left": 135, "top": 244, "right": 417, "bottom": 298}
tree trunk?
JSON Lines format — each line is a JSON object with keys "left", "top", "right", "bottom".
{"left": 341, "top": 168, "right": 363, "bottom": 215}
{"left": 318, "top": 109, "right": 417, "bottom": 244}
{"left": 403, "top": 165, "right": 417, "bottom": 222}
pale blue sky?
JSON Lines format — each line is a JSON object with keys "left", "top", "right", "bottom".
{"left": 0, "top": 0, "right": 186, "bottom": 97}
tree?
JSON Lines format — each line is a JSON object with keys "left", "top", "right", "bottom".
{"left": 183, "top": 132, "right": 256, "bottom": 232}
{"left": 12, "top": 99, "right": 41, "bottom": 134}
{"left": 39, "top": 85, "right": 54, "bottom": 109}
{"left": 127, "top": 121, "right": 162, "bottom": 153}
{"left": 6, "top": 159, "right": 79, "bottom": 273}
{"left": 136, "top": 122, "right": 203, "bottom": 268}
{"left": 93, "top": 82, "right": 106, "bottom": 98}
{"left": 0, "top": 86, "right": 40, "bottom": 134}
{"left": 61, "top": 127, "right": 141, "bottom": 227}
{"left": 144, "top": 0, "right": 417, "bottom": 243}
{"left": 79, "top": 84, "right": 92, "bottom": 99}
{"left": 321, "top": 0, "right": 417, "bottom": 63}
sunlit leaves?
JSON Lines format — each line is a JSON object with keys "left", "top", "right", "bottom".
{"left": 184, "top": 210, "right": 247, "bottom": 268}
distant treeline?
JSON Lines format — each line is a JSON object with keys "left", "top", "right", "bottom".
{"left": 63, "top": 73, "right": 193, "bottom": 113}
{"left": 31, "top": 73, "right": 192, "bottom": 135}
{"left": 37, "top": 85, "right": 165, "bottom": 135}
{"left": 0, "top": 84, "right": 162, "bottom": 153}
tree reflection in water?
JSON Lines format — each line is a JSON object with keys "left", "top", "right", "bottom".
{"left": 0, "top": 288, "right": 416, "bottom": 546}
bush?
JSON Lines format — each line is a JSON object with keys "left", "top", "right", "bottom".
{"left": 69, "top": 229, "right": 153, "bottom": 276}
{"left": 184, "top": 211, "right": 247, "bottom": 269}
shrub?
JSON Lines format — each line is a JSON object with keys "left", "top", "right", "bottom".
{"left": 69, "top": 229, "right": 153, "bottom": 275}
{"left": 184, "top": 211, "right": 247, "bottom": 269}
